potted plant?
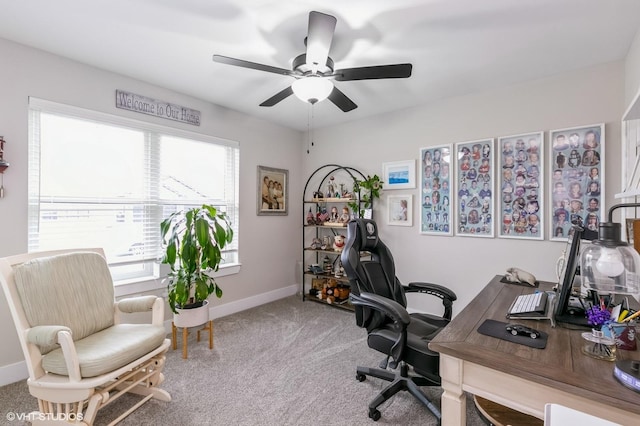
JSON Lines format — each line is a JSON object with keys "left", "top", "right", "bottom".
{"left": 161, "top": 204, "right": 234, "bottom": 325}
{"left": 348, "top": 174, "right": 384, "bottom": 218}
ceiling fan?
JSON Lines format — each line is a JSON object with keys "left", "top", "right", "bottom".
{"left": 212, "top": 11, "right": 412, "bottom": 112}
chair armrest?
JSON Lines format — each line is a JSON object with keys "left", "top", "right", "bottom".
{"left": 116, "top": 296, "right": 158, "bottom": 313}
{"left": 115, "top": 296, "right": 165, "bottom": 326}
{"left": 406, "top": 282, "right": 457, "bottom": 300}
{"left": 27, "top": 327, "right": 81, "bottom": 381}
{"left": 350, "top": 292, "right": 411, "bottom": 326}
{"left": 57, "top": 330, "right": 82, "bottom": 381}
{"left": 405, "top": 282, "right": 457, "bottom": 320}
{"left": 349, "top": 292, "right": 410, "bottom": 363}
{"left": 26, "top": 325, "right": 71, "bottom": 348}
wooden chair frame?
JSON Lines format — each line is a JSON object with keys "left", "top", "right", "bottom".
{"left": 0, "top": 249, "right": 171, "bottom": 425}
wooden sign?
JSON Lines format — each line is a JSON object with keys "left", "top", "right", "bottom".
{"left": 116, "top": 90, "right": 200, "bottom": 126}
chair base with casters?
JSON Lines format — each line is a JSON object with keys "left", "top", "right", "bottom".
{"left": 0, "top": 249, "right": 171, "bottom": 425}
{"left": 341, "top": 219, "right": 456, "bottom": 424}
{"left": 356, "top": 360, "right": 441, "bottom": 421}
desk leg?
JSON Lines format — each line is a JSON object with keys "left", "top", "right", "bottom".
{"left": 439, "top": 354, "right": 466, "bottom": 426}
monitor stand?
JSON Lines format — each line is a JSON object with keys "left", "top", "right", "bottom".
{"left": 555, "top": 313, "right": 591, "bottom": 328}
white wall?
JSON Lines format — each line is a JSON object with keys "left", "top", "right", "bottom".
{"left": 0, "top": 38, "right": 303, "bottom": 376}
{"left": 624, "top": 28, "right": 640, "bottom": 108}
{"left": 304, "top": 61, "right": 626, "bottom": 315}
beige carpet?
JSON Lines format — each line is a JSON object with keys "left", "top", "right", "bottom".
{"left": 0, "top": 296, "right": 486, "bottom": 425}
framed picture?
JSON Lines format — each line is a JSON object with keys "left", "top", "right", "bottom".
{"left": 420, "top": 145, "right": 453, "bottom": 235}
{"left": 454, "top": 138, "right": 495, "bottom": 237}
{"left": 387, "top": 194, "right": 413, "bottom": 226}
{"left": 549, "top": 124, "right": 605, "bottom": 241}
{"left": 383, "top": 160, "right": 416, "bottom": 190}
{"left": 497, "top": 132, "right": 544, "bottom": 240}
{"left": 257, "top": 165, "right": 288, "bottom": 215}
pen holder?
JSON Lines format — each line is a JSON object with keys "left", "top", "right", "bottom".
{"left": 582, "top": 329, "right": 617, "bottom": 361}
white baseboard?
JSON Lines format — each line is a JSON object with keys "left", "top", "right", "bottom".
{"left": 162, "top": 283, "right": 298, "bottom": 331}
{"left": 1, "top": 284, "right": 299, "bottom": 387}
{"left": 0, "top": 360, "right": 28, "bottom": 387}
{"left": 209, "top": 284, "right": 299, "bottom": 319}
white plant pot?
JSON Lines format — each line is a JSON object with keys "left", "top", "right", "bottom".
{"left": 173, "top": 300, "right": 209, "bottom": 328}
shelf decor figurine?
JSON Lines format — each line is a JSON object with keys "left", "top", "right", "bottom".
{"left": 339, "top": 206, "right": 350, "bottom": 223}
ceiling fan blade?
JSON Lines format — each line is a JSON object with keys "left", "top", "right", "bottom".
{"left": 259, "top": 86, "right": 294, "bottom": 107}
{"left": 328, "top": 87, "right": 357, "bottom": 112}
{"left": 213, "top": 54, "right": 294, "bottom": 77}
{"left": 306, "top": 11, "right": 336, "bottom": 71}
{"left": 333, "top": 64, "right": 413, "bottom": 81}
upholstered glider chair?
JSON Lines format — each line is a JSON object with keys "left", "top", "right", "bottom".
{"left": 0, "top": 249, "right": 171, "bottom": 425}
{"left": 341, "top": 219, "right": 456, "bottom": 423}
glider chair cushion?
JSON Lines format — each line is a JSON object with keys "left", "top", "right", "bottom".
{"left": 0, "top": 249, "right": 171, "bottom": 425}
{"left": 41, "top": 323, "right": 167, "bottom": 377}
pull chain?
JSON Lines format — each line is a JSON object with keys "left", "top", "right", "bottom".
{"left": 307, "top": 105, "right": 311, "bottom": 154}
{"left": 311, "top": 104, "right": 315, "bottom": 149}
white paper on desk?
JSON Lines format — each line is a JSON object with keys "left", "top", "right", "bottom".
{"left": 610, "top": 304, "right": 622, "bottom": 322}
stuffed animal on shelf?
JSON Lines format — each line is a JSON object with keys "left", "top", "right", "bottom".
{"left": 333, "top": 234, "right": 346, "bottom": 252}
{"left": 319, "top": 279, "right": 338, "bottom": 302}
{"left": 320, "top": 279, "right": 350, "bottom": 304}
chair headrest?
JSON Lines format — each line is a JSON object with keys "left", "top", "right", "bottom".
{"left": 351, "top": 218, "right": 379, "bottom": 251}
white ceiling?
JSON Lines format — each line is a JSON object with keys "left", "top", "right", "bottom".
{"left": 0, "top": 0, "right": 639, "bottom": 131}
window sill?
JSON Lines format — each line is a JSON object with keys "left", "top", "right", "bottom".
{"left": 114, "top": 263, "right": 242, "bottom": 298}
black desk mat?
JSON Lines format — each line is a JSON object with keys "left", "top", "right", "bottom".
{"left": 477, "top": 319, "right": 547, "bottom": 349}
{"left": 499, "top": 275, "right": 540, "bottom": 288}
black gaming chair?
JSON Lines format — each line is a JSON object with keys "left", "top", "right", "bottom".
{"left": 341, "top": 219, "right": 457, "bottom": 423}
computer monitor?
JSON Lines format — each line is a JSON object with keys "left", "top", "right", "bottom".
{"left": 554, "top": 225, "right": 590, "bottom": 327}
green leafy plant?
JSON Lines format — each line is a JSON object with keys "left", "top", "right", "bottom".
{"left": 348, "top": 174, "right": 384, "bottom": 217}
{"left": 161, "top": 204, "right": 234, "bottom": 314}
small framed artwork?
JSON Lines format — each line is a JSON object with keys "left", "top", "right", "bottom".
{"left": 549, "top": 124, "right": 605, "bottom": 241}
{"left": 497, "top": 132, "right": 544, "bottom": 240}
{"left": 419, "top": 144, "right": 453, "bottom": 235}
{"left": 383, "top": 160, "right": 416, "bottom": 190}
{"left": 387, "top": 194, "right": 413, "bottom": 226}
{"left": 257, "top": 165, "right": 288, "bottom": 216}
{"left": 454, "top": 138, "right": 495, "bottom": 238}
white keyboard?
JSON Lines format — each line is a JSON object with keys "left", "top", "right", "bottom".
{"left": 508, "top": 292, "right": 547, "bottom": 315}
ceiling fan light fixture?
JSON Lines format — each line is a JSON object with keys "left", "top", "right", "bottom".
{"left": 292, "top": 77, "right": 333, "bottom": 104}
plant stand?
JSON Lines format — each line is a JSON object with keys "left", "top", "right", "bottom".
{"left": 171, "top": 320, "right": 214, "bottom": 359}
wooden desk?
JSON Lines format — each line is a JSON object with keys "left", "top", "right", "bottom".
{"left": 429, "top": 275, "right": 640, "bottom": 426}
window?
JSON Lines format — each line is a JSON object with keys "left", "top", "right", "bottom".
{"left": 28, "top": 98, "right": 239, "bottom": 282}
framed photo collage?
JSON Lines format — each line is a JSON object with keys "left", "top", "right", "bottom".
{"left": 400, "top": 124, "right": 606, "bottom": 241}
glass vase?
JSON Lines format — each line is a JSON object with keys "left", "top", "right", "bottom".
{"left": 581, "top": 328, "right": 616, "bottom": 361}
